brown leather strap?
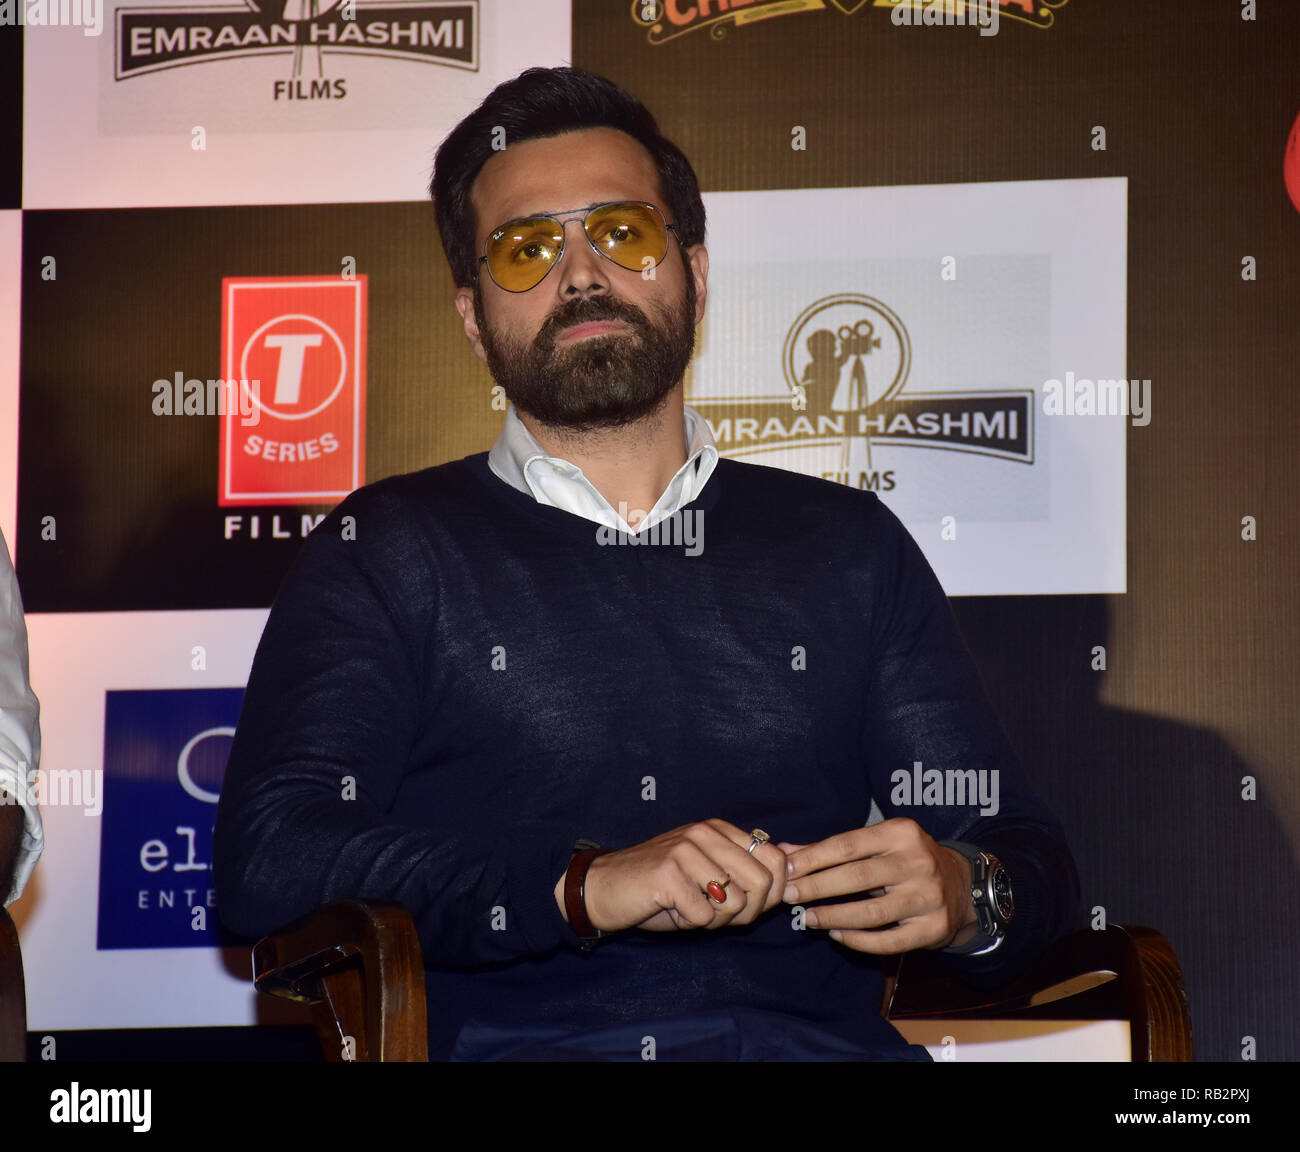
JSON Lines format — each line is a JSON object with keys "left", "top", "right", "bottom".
{"left": 564, "top": 847, "right": 610, "bottom": 946}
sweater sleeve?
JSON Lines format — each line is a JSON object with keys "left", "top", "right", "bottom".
{"left": 857, "top": 496, "right": 1083, "bottom": 983}
{"left": 213, "top": 481, "right": 577, "bottom": 967}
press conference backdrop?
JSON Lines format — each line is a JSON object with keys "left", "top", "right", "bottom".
{"left": 2, "top": 0, "right": 1297, "bottom": 1062}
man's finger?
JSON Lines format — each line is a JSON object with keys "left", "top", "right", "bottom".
{"left": 752, "top": 841, "right": 788, "bottom": 913}
{"left": 784, "top": 826, "right": 884, "bottom": 883}
{"left": 784, "top": 852, "right": 912, "bottom": 904}
{"left": 700, "top": 869, "right": 749, "bottom": 929}
{"left": 804, "top": 894, "right": 896, "bottom": 932}
{"left": 666, "top": 841, "right": 729, "bottom": 928}
{"left": 826, "top": 920, "right": 940, "bottom": 955}
{"left": 699, "top": 821, "right": 783, "bottom": 924}
{"left": 801, "top": 889, "right": 934, "bottom": 932}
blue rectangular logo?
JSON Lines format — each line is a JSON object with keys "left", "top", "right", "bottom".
{"left": 97, "top": 688, "right": 244, "bottom": 950}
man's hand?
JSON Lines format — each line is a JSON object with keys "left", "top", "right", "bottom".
{"left": 779, "top": 817, "right": 979, "bottom": 953}
{"left": 555, "top": 820, "right": 787, "bottom": 935}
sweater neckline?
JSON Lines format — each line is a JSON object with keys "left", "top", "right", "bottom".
{"left": 461, "top": 451, "right": 724, "bottom": 542}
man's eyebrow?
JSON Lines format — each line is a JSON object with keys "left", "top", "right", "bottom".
{"left": 498, "top": 201, "right": 611, "bottom": 221}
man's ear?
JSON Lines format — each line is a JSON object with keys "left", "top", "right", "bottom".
{"left": 454, "top": 285, "right": 488, "bottom": 363}
{"left": 685, "top": 244, "right": 709, "bottom": 326}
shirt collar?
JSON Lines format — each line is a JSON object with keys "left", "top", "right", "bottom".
{"left": 487, "top": 401, "right": 719, "bottom": 532}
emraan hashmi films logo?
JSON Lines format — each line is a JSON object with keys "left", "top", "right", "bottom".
{"left": 688, "top": 293, "right": 1032, "bottom": 494}
{"left": 115, "top": 0, "right": 476, "bottom": 95}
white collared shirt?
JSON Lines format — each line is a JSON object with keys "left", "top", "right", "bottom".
{"left": 487, "top": 402, "right": 719, "bottom": 534}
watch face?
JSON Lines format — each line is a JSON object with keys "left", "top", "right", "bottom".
{"left": 991, "top": 865, "right": 1014, "bottom": 923}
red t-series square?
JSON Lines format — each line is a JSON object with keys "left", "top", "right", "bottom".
{"left": 219, "top": 275, "right": 367, "bottom": 506}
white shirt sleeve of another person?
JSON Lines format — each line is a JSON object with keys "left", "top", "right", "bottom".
{"left": 0, "top": 528, "right": 44, "bottom": 906}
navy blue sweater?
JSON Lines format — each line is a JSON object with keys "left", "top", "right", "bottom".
{"left": 214, "top": 452, "right": 1080, "bottom": 1059}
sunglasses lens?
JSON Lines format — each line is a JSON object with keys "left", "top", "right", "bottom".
{"left": 486, "top": 218, "right": 565, "bottom": 292}
{"left": 483, "top": 203, "right": 670, "bottom": 291}
{"left": 584, "top": 203, "right": 669, "bottom": 273}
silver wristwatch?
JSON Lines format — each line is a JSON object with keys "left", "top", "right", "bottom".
{"left": 938, "top": 840, "right": 1014, "bottom": 956}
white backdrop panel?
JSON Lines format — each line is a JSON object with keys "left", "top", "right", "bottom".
{"left": 691, "top": 178, "right": 1128, "bottom": 595}
{"left": 24, "top": 0, "right": 572, "bottom": 208}
{"left": 12, "top": 609, "right": 272, "bottom": 1029}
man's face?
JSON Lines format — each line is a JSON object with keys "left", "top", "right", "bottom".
{"left": 454, "top": 127, "right": 708, "bottom": 431}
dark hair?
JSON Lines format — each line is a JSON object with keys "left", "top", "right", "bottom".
{"left": 430, "top": 66, "right": 706, "bottom": 288}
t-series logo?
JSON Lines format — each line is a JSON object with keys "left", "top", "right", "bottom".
{"left": 97, "top": 688, "right": 244, "bottom": 950}
{"left": 219, "top": 275, "right": 367, "bottom": 507}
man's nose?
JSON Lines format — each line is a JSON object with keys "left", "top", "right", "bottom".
{"left": 554, "top": 217, "right": 609, "bottom": 295}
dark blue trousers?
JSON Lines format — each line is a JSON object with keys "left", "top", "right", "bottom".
{"left": 450, "top": 1007, "right": 933, "bottom": 1062}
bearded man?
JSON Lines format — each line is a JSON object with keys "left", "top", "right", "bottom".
{"left": 214, "top": 66, "right": 1080, "bottom": 1062}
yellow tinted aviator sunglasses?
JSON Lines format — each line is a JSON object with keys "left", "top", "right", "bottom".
{"left": 476, "top": 201, "right": 680, "bottom": 293}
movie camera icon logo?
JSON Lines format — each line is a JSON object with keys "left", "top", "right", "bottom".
{"left": 689, "top": 292, "right": 1032, "bottom": 493}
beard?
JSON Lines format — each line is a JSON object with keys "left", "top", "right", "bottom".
{"left": 475, "top": 265, "right": 697, "bottom": 432}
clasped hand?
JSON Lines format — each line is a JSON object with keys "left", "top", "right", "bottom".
{"left": 781, "top": 817, "right": 979, "bottom": 952}
{"left": 577, "top": 817, "right": 977, "bottom": 952}
{"left": 581, "top": 819, "right": 787, "bottom": 933}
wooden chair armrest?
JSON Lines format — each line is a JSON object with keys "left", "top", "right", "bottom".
{"left": 885, "top": 924, "right": 1192, "bottom": 1062}
{"left": 0, "top": 907, "right": 26, "bottom": 1062}
{"left": 253, "top": 900, "right": 427, "bottom": 1062}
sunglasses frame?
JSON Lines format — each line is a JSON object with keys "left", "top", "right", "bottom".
{"left": 475, "top": 201, "right": 681, "bottom": 293}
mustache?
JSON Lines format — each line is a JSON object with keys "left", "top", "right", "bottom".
{"left": 539, "top": 297, "right": 649, "bottom": 343}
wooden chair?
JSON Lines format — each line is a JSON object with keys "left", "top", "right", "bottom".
{"left": 253, "top": 900, "right": 1192, "bottom": 1062}
{"left": 883, "top": 922, "right": 1193, "bottom": 1061}
{"left": 253, "top": 901, "right": 427, "bottom": 1061}
{"left": 0, "top": 907, "right": 27, "bottom": 1062}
